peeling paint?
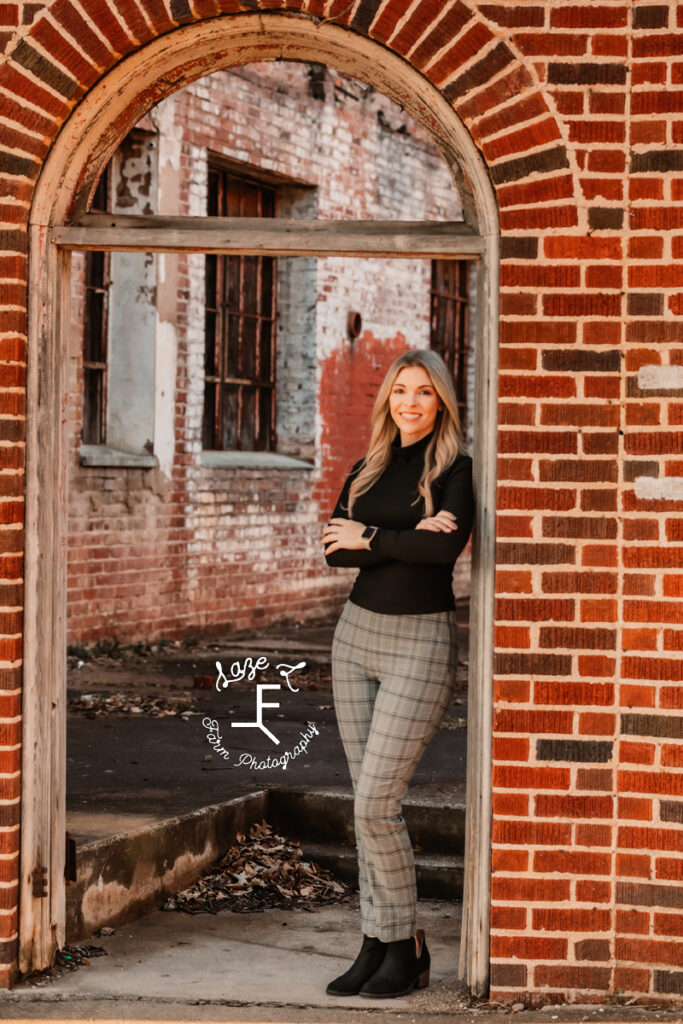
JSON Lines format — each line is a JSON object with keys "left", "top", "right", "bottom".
{"left": 637, "top": 363, "right": 683, "bottom": 391}
{"left": 115, "top": 130, "right": 156, "bottom": 214}
{"left": 107, "top": 128, "right": 159, "bottom": 459}
{"left": 634, "top": 476, "right": 683, "bottom": 502}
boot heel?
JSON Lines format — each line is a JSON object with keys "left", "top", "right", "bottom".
{"left": 417, "top": 967, "right": 430, "bottom": 988}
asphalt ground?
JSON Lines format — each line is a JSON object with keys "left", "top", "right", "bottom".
{"left": 65, "top": 609, "right": 470, "bottom": 844}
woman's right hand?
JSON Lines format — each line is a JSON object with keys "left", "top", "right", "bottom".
{"left": 415, "top": 510, "right": 457, "bottom": 532}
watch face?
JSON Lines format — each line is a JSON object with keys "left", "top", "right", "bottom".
{"left": 362, "top": 525, "right": 375, "bottom": 538}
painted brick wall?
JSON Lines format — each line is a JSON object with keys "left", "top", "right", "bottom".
{"left": 66, "top": 61, "right": 466, "bottom": 644}
{"left": 0, "top": 0, "right": 681, "bottom": 1006}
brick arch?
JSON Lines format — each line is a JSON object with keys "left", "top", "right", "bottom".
{"left": 15, "top": 8, "right": 503, "bottom": 999}
{"left": 0, "top": 2, "right": 577, "bottom": 227}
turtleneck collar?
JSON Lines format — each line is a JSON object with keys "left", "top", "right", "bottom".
{"left": 390, "top": 428, "right": 435, "bottom": 461}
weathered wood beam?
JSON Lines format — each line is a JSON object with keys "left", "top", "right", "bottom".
{"left": 51, "top": 214, "right": 485, "bottom": 257}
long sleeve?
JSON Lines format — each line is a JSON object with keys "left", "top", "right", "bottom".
{"left": 324, "top": 459, "right": 390, "bottom": 568}
{"left": 324, "top": 430, "right": 471, "bottom": 614}
{"left": 371, "top": 456, "right": 473, "bottom": 564}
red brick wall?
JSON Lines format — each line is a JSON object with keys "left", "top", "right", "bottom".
{"left": 0, "top": 0, "right": 681, "bottom": 1005}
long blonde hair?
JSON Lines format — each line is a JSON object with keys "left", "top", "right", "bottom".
{"left": 345, "top": 349, "right": 467, "bottom": 520}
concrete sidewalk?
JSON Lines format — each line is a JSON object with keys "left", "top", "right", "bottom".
{"left": 3, "top": 899, "right": 682, "bottom": 1023}
{"left": 3, "top": 898, "right": 469, "bottom": 1018}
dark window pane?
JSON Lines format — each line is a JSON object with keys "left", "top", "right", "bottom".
{"left": 226, "top": 178, "right": 241, "bottom": 217}
{"left": 242, "top": 182, "right": 258, "bottom": 216}
{"left": 220, "top": 383, "right": 239, "bottom": 450}
{"left": 205, "top": 254, "right": 217, "bottom": 307}
{"left": 261, "top": 189, "right": 275, "bottom": 217}
{"left": 208, "top": 171, "right": 220, "bottom": 217}
{"left": 261, "top": 257, "right": 274, "bottom": 314}
{"left": 240, "top": 386, "right": 255, "bottom": 450}
{"left": 205, "top": 311, "right": 218, "bottom": 376}
{"left": 86, "top": 251, "right": 105, "bottom": 288}
{"left": 257, "top": 387, "right": 272, "bottom": 450}
{"left": 82, "top": 368, "right": 103, "bottom": 445}
{"left": 226, "top": 254, "right": 240, "bottom": 312}
{"left": 203, "top": 381, "right": 217, "bottom": 449}
{"left": 83, "top": 291, "right": 105, "bottom": 362}
{"left": 259, "top": 318, "right": 272, "bottom": 380}
{"left": 431, "top": 296, "right": 447, "bottom": 359}
{"left": 430, "top": 259, "right": 470, "bottom": 434}
{"left": 241, "top": 313, "right": 257, "bottom": 378}
{"left": 83, "top": 158, "right": 112, "bottom": 448}
{"left": 227, "top": 312, "right": 240, "bottom": 379}
{"left": 242, "top": 255, "right": 259, "bottom": 316}
{"left": 444, "top": 297, "right": 455, "bottom": 365}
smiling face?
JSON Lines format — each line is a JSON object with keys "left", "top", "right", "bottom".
{"left": 388, "top": 364, "right": 443, "bottom": 446}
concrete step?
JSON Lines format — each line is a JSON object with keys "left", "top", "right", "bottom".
{"left": 299, "top": 838, "right": 464, "bottom": 900}
{"left": 66, "top": 790, "right": 269, "bottom": 943}
{"left": 267, "top": 785, "right": 466, "bottom": 855}
{"left": 66, "top": 785, "right": 465, "bottom": 943}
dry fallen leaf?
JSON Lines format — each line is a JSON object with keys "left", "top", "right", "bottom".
{"left": 162, "top": 819, "right": 356, "bottom": 915}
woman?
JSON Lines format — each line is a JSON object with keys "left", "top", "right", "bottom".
{"left": 321, "top": 348, "right": 474, "bottom": 1000}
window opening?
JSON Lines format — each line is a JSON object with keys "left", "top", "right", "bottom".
{"left": 430, "top": 258, "right": 470, "bottom": 436}
{"left": 82, "top": 165, "right": 111, "bottom": 444}
{"left": 204, "top": 165, "right": 277, "bottom": 451}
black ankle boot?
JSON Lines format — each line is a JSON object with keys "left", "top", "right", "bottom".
{"left": 326, "top": 934, "right": 388, "bottom": 996}
{"left": 359, "top": 928, "right": 430, "bottom": 998}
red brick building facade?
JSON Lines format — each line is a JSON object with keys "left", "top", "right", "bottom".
{"left": 0, "top": 0, "right": 682, "bottom": 1008}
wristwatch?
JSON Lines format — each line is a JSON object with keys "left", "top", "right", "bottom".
{"left": 362, "top": 525, "right": 379, "bottom": 548}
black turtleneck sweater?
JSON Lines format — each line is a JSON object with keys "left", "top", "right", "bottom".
{"left": 324, "top": 430, "right": 474, "bottom": 614}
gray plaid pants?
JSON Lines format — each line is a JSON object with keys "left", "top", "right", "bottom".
{"left": 331, "top": 597, "right": 458, "bottom": 942}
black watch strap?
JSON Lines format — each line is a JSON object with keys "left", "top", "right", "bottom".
{"left": 362, "top": 525, "right": 379, "bottom": 546}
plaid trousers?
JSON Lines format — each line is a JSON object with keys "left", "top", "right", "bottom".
{"left": 331, "top": 597, "right": 458, "bottom": 942}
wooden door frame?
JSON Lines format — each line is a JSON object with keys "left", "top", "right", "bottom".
{"left": 21, "top": 14, "right": 499, "bottom": 997}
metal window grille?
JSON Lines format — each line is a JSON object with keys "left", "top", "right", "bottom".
{"left": 429, "top": 259, "right": 470, "bottom": 435}
{"left": 204, "top": 166, "right": 277, "bottom": 451}
{"left": 82, "top": 168, "right": 111, "bottom": 445}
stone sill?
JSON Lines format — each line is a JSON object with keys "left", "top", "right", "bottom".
{"left": 79, "top": 445, "right": 158, "bottom": 469}
{"left": 200, "top": 450, "right": 314, "bottom": 471}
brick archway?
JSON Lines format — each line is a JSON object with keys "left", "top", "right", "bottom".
{"left": 19, "top": 10, "right": 508, "bottom": 996}
{"left": 16, "top": 2, "right": 576, "bottom": 225}
{"left": 5, "top": 0, "right": 656, "bottom": 1010}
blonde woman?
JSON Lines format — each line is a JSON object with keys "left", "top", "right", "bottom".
{"left": 322, "top": 348, "right": 474, "bottom": 999}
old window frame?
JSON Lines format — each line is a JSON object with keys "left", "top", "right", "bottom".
{"left": 204, "top": 161, "right": 278, "bottom": 452}
{"left": 430, "top": 258, "right": 471, "bottom": 436}
{"left": 81, "top": 166, "right": 111, "bottom": 446}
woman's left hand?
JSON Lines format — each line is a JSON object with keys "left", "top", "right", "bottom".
{"left": 415, "top": 510, "right": 458, "bottom": 532}
{"left": 322, "top": 517, "right": 368, "bottom": 553}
